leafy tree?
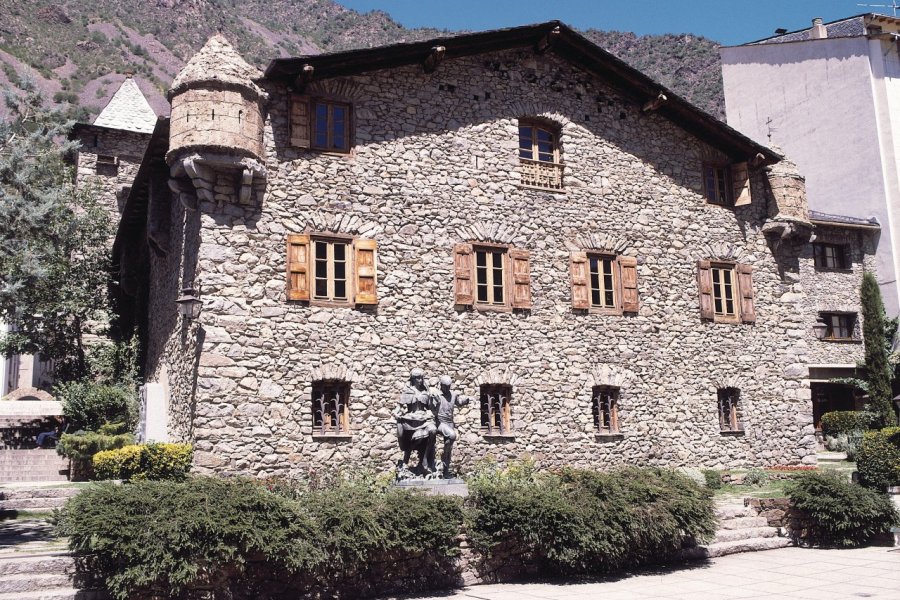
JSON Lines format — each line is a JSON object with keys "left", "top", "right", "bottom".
{"left": 0, "top": 81, "right": 113, "bottom": 380}
{"left": 860, "top": 272, "right": 896, "bottom": 428}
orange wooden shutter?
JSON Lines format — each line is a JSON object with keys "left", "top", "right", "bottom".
{"left": 697, "top": 260, "right": 713, "bottom": 320}
{"left": 290, "top": 95, "right": 310, "bottom": 148}
{"left": 509, "top": 248, "right": 532, "bottom": 309}
{"left": 732, "top": 162, "right": 751, "bottom": 206}
{"left": 570, "top": 251, "right": 590, "bottom": 310}
{"left": 619, "top": 255, "right": 639, "bottom": 313}
{"left": 737, "top": 263, "right": 756, "bottom": 323}
{"left": 287, "top": 234, "right": 311, "bottom": 301}
{"left": 354, "top": 239, "right": 378, "bottom": 305}
{"left": 453, "top": 243, "right": 474, "bottom": 306}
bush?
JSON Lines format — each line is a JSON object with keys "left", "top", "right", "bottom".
{"left": 92, "top": 443, "right": 193, "bottom": 481}
{"left": 466, "top": 465, "right": 715, "bottom": 575}
{"left": 786, "top": 471, "right": 899, "bottom": 547}
{"left": 823, "top": 432, "right": 863, "bottom": 460}
{"left": 820, "top": 411, "right": 878, "bottom": 437}
{"left": 56, "top": 430, "right": 135, "bottom": 463}
{"left": 702, "top": 469, "right": 722, "bottom": 489}
{"left": 856, "top": 427, "right": 900, "bottom": 490}
{"left": 58, "top": 478, "right": 324, "bottom": 600}
{"left": 55, "top": 381, "right": 137, "bottom": 431}
{"left": 744, "top": 468, "right": 769, "bottom": 487}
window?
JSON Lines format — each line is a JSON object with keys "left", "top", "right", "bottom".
{"left": 703, "top": 163, "right": 732, "bottom": 205}
{"left": 717, "top": 388, "right": 743, "bottom": 432}
{"left": 289, "top": 96, "right": 352, "bottom": 152}
{"left": 570, "top": 252, "right": 639, "bottom": 314}
{"left": 312, "top": 380, "right": 350, "bottom": 435}
{"left": 286, "top": 234, "right": 378, "bottom": 306}
{"left": 813, "top": 243, "right": 849, "bottom": 270}
{"left": 820, "top": 312, "right": 857, "bottom": 341}
{"left": 453, "top": 243, "right": 532, "bottom": 310}
{"left": 518, "top": 120, "right": 563, "bottom": 191}
{"left": 697, "top": 261, "right": 755, "bottom": 324}
{"left": 96, "top": 154, "right": 118, "bottom": 176}
{"left": 480, "top": 384, "right": 512, "bottom": 434}
{"left": 592, "top": 386, "right": 620, "bottom": 434}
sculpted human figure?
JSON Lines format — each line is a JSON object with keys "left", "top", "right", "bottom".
{"left": 431, "top": 375, "right": 470, "bottom": 478}
{"left": 394, "top": 368, "right": 437, "bottom": 475}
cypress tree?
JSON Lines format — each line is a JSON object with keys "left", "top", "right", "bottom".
{"left": 859, "top": 272, "right": 895, "bottom": 427}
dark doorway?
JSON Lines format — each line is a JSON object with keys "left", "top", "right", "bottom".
{"left": 811, "top": 382, "right": 856, "bottom": 430}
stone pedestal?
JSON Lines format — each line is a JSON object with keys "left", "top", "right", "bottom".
{"left": 394, "top": 478, "right": 468, "bottom": 497}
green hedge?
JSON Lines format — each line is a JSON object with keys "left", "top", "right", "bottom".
{"left": 55, "top": 382, "right": 137, "bottom": 431}
{"left": 466, "top": 465, "right": 715, "bottom": 574}
{"left": 56, "top": 430, "right": 135, "bottom": 463}
{"left": 92, "top": 443, "right": 193, "bottom": 481}
{"left": 856, "top": 427, "right": 900, "bottom": 490}
{"left": 786, "top": 471, "right": 899, "bottom": 547}
{"left": 820, "top": 411, "right": 878, "bottom": 437}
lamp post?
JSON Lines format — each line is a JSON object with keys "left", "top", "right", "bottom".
{"left": 175, "top": 287, "right": 202, "bottom": 320}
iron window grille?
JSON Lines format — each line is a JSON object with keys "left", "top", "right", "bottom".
{"left": 480, "top": 384, "right": 512, "bottom": 434}
{"left": 592, "top": 386, "right": 620, "bottom": 433}
{"left": 717, "top": 387, "right": 743, "bottom": 432}
{"left": 312, "top": 380, "right": 350, "bottom": 435}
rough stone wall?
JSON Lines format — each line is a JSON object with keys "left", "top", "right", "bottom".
{"left": 796, "top": 225, "right": 876, "bottom": 366}
{"left": 154, "top": 48, "right": 817, "bottom": 475}
{"left": 74, "top": 128, "right": 150, "bottom": 217}
{"left": 169, "top": 88, "right": 265, "bottom": 160}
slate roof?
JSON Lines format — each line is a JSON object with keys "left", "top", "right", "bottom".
{"left": 809, "top": 210, "right": 880, "bottom": 228}
{"left": 92, "top": 76, "right": 158, "bottom": 134}
{"left": 743, "top": 13, "right": 900, "bottom": 46}
{"left": 169, "top": 34, "right": 264, "bottom": 99}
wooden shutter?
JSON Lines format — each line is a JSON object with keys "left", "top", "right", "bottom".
{"left": 570, "top": 251, "right": 590, "bottom": 310}
{"left": 697, "top": 260, "right": 714, "bottom": 320}
{"left": 618, "top": 256, "right": 639, "bottom": 313}
{"left": 509, "top": 249, "right": 532, "bottom": 309}
{"left": 290, "top": 95, "right": 310, "bottom": 148}
{"left": 737, "top": 263, "right": 756, "bottom": 323}
{"left": 287, "top": 234, "right": 311, "bottom": 301}
{"left": 453, "top": 243, "right": 474, "bottom": 306}
{"left": 354, "top": 239, "right": 378, "bottom": 305}
{"left": 732, "top": 162, "right": 751, "bottom": 206}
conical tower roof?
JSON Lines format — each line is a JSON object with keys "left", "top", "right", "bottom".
{"left": 92, "top": 76, "right": 157, "bottom": 134}
{"left": 169, "top": 34, "right": 264, "bottom": 99}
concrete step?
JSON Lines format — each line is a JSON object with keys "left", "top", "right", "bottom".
{"left": 714, "top": 526, "right": 779, "bottom": 543}
{"left": 0, "top": 497, "right": 70, "bottom": 510}
{"left": 718, "top": 516, "right": 769, "bottom": 530}
{"left": 715, "top": 505, "right": 756, "bottom": 520}
{"left": 0, "top": 553, "right": 74, "bottom": 577}
{"left": 0, "top": 572, "right": 73, "bottom": 594}
{"left": 0, "top": 489, "right": 80, "bottom": 501}
{"left": 0, "top": 588, "right": 108, "bottom": 600}
{"left": 681, "top": 536, "right": 792, "bottom": 560}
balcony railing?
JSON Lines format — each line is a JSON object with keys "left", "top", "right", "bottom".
{"left": 519, "top": 158, "right": 564, "bottom": 191}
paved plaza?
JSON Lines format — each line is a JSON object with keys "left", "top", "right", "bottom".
{"left": 400, "top": 546, "right": 900, "bottom": 600}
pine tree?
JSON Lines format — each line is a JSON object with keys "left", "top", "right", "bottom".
{"left": 859, "top": 272, "right": 896, "bottom": 428}
{"left": 0, "top": 82, "right": 113, "bottom": 380}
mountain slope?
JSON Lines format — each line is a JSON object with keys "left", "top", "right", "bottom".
{"left": 0, "top": 0, "right": 725, "bottom": 121}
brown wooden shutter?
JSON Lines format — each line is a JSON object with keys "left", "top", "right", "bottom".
{"left": 509, "top": 249, "right": 532, "bottom": 309}
{"left": 697, "top": 260, "right": 714, "bottom": 320}
{"left": 732, "top": 162, "right": 751, "bottom": 206}
{"left": 570, "top": 251, "right": 590, "bottom": 310}
{"left": 618, "top": 256, "right": 639, "bottom": 313}
{"left": 287, "top": 234, "right": 311, "bottom": 301}
{"left": 453, "top": 243, "right": 474, "bottom": 306}
{"left": 737, "top": 263, "right": 756, "bottom": 323}
{"left": 290, "top": 95, "right": 310, "bottom": 148}
{"left": 354, "top": 239, "right": 378, "bottom": 305}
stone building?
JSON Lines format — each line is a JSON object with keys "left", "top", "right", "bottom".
{"left": 102, "top": 22, "right": 872, "bottom": 476}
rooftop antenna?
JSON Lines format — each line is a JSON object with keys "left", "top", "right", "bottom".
{"left": 857, "top": 2, "right": 900, "bottom": 16}
{"left": 766, "top": 117, "right": 776, "bottom": 143}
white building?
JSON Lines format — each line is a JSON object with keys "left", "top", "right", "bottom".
{"left": 720, "top": 14, "right": 900, "bottom": 317}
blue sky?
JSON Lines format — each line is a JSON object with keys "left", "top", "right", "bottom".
{"left": 339, "top": 0, "right": 894, "bottom": 45}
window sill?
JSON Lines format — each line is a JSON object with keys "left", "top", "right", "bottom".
{"left": 473, "top": 304, "right": 513, "bottom": 313}
{"left": 820, "top": 338, "right": 862, "bottom": 344}
{"left": 595, "top": 432, "right": 624, "bottom": 441}
{"left": 312, "top": 433, "right": 353, "bottom": 440}
{"left": 482, "top": 432, "right": 516, "bottom": 440}
{"left": 720, "top": 429, "right": 745, "bottom": 436}
{"left": 813, "top": 267, "right": 853, "bottom": 273}
{"left": 516, "top": 183, "right": 566, "bottom": 194}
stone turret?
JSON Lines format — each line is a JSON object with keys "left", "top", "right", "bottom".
{"left": 167, "top": 34, "right": 267, "bottom": 206}
{"left": 763, "top": 148, "right": 813, "bottom": 242}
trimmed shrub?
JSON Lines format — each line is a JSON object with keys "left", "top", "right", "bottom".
{"left": 92, "top": 443, "right": 193, "bottom": 481}
{"left": 55, "top": 381, "right": 137, "bottom": 431}
{"left": 702, "top": 469, "right": 722, "bottom": 489}
{"left": 786, "top": 471, "right": 899, "bottom": 547}
{"left": 856, "top": 427, "right": 900, "bottom": 490}
{"left": 56, "top": 431, "right": 135, "bottom": 463}
{"left": 466, "top": 465, "right": 715, "bottom": 575}
{"left": 58, "top": 478, "right": 324, "bottom": 600}
{"left": 820, "top": 411, "right": 878, "bottom": 437}
{"left": 744, "top": 468, "right": 769, "bottom": 487}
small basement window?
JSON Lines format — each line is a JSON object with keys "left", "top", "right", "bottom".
{"left": 312, "top": 380, "right": 350, "bottom": 435}
{"left": 480, "top": 384, "right": 512, "bottom": 435}
{"left": 592, "top": 386, "right": 620, "bottom": 434}
{"left": 718, "top": 387, "right": 743, "bottom": 433}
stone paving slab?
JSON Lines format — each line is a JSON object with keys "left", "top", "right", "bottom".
{"left": 385, "top": 546, "right": 900, "bottom": 599}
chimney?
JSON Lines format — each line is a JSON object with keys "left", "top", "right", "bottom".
{"left": 810, "top": 17, "right": 828, "bottom": 39}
